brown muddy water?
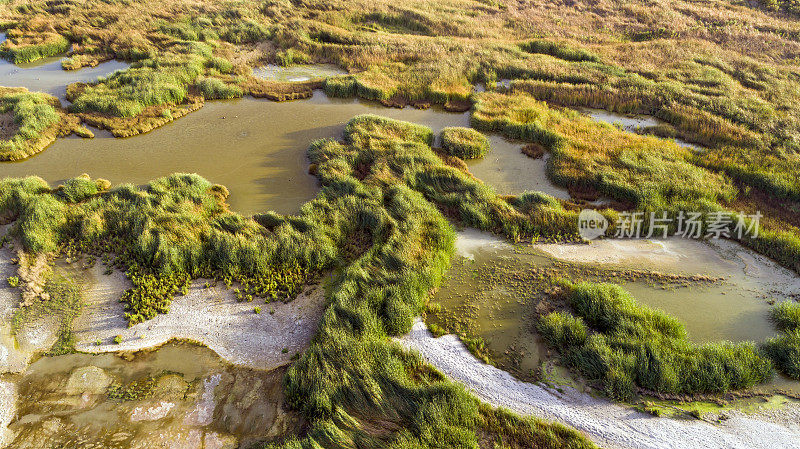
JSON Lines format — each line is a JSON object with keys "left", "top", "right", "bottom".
{"left": 466, "top": 135, "right": 568, "bottom": 199}
{"left": 431, "top": 230, "right": 800, "bottom": 392}
{"left": 0, "top": 33, "right": 130, "bottom": 102}
{"left": 1, "top": 91, "right": 568, "bottom": 215}
{"left": 2, "top": 342, "right": 299, "bottom": 448}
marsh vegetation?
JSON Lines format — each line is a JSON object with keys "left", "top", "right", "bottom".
{"left": 2, "top": 0, "right": 800, "bottom": 445}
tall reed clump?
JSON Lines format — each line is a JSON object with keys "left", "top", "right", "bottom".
{"left": 538, "top": 282, "right": 773, "bottom": 400}
{"left": 0, "top": 115, "right": 597, "bottom": 447}
{"left": 440, "top": 127, "right": 490, "bottom": 159}
{"left": 762, "top": 302, "right": 800, "bottom": 379}
{"left": 0, "top": 89, "right": 61, "bottom": 161}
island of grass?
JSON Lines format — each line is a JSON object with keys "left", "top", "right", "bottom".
{"left": 0, "top": 88, "right": 62, "bottom": 161}
{"left": 440, "top": 127, "right": 490, "bottom": 159}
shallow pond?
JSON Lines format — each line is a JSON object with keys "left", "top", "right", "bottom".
{"left": 432, "top": 231, "right": 800, "bottom": 391}
{"left": 1, "top": 91, "right": 569, "bottom": 215}
{"left": 466, "top": 136, "right": 569, "bottom": 199}
{"left": 253, "top": 64, "right": 348, "bottom": 82}
{"left": 0, "top": 33, "right": 129, "bottom": 102}
{"left": 1, "top": 342, "right": 298, "bottom": 448}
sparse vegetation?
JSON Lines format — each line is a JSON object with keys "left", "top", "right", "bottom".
{"left": 11, "top": 273, "right": 83, "bottom": 356}
{"left": 6, "top": 275, "right": 19, "bottom": 287}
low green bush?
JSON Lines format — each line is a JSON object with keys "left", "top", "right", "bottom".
{"left": 771, "top": 301, "right": 800, "bottom": 331}
{"left": 323, "top": 75, "right": 357, "bottom": 97}
{"left": 0, "top": 33, "right": 69, "bottom": 64}
{"left": 0, "top": 90, "right": 60, "bottom": 160}
{"left": 69, "top": 55, "right": 203, "bottom": 117}
{"left": 762, "top": 330, "right": 800, "bottom": 379}
{"left": 196, "top": 77, "right": 243, "bottom": 99}
{"left": 763, "top": 302, "right": 800, "bottom": 379}
{"left": 440, "top": 127, "right": 490, "bottom": 159}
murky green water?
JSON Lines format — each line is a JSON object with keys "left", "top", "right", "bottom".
{"left": 3, "top": 342, "right": 298, "bottom": 448}
{"left": 2, "top": 91, "right": 568, "bottom": 215}
{"left": 466, "top": 135, "right": 568, "bottom": 199}
{"left": 432, "top": 232, "right": 800, "bottom": 391}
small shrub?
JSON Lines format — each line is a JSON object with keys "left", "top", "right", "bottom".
{"left": 196, "top": 77, "right": 243, "bottom": 100}
{"left": 771, "top": 301, "right": 800, "bottom": 331}
{"left": 6, "top": 276, "right": 19, "bottom": 288}
{"left": 113, "top": 335, "right": 122, "bottom": 344}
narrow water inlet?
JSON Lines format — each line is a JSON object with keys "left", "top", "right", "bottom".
{"left": 0, "top": 33, "right": 130, "bottom": 102}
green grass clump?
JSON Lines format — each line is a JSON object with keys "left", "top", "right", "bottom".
{"left": 771, "top": 302, "right": 800, "bottom": 331}
{"left": 440, "top": 127, "right": 490, "bottom": 159}
{"left": 58, "top": 174, "right": 110, "bottom": 203}
{"left": 0, "top": 89, "right": 61, "bottom": 161}
{"left": 762, "top": 330, "right": 800, "bottom": 380}
{"left": 196, "top": 77, "right": 243, "bottom": 99}
{"left": 323, "top": 75, "right": 357, "bottom": 97}
{"left": 538, "top": 282, "right": 773, "bottom": 400}
{"left": 205, "top": 56, "right": 234, "bottom": 74}
{"left": 762, "top": 302, "right": 800, "bottom": 379}
{"left": 520, "top": 40, "right": 600, "bottom": 62}
{"left": 217, "top": 20, "right": 271, "bottom": 44}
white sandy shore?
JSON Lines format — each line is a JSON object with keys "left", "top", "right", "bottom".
{"left": 0, "top": 380, "right": 15, "bottom": 448}
{"left": 72, "top": 263, "right": 327, "bottom": 370}
{"left": 399, "top": 320, "right": 800, "bottom": 449}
